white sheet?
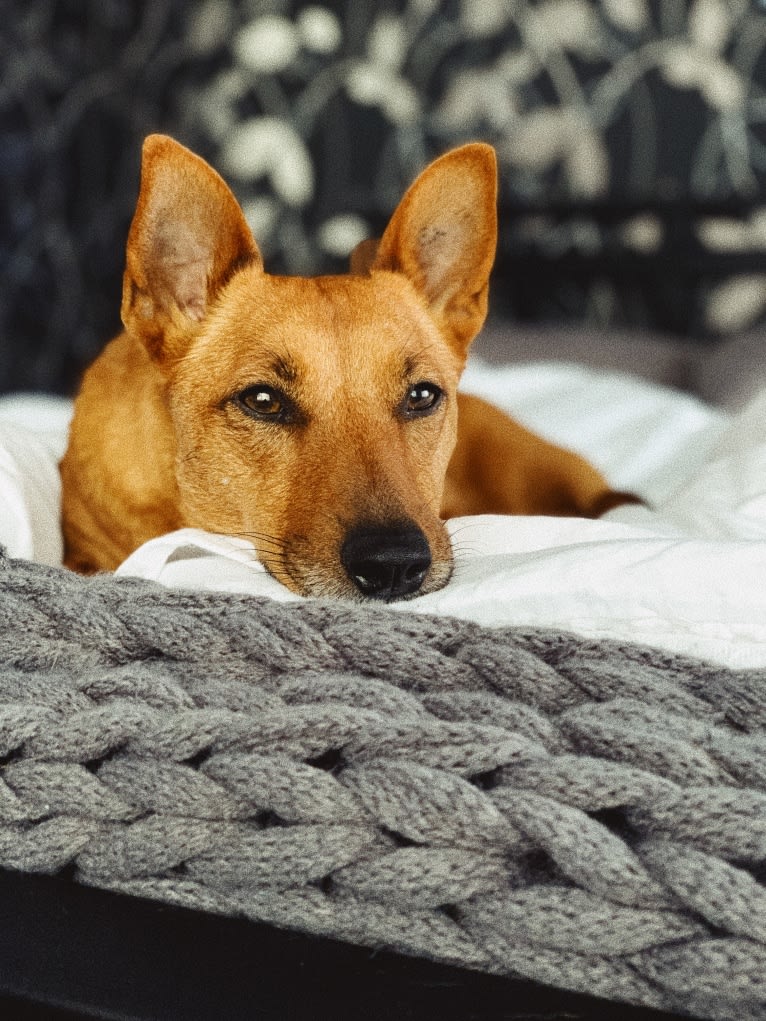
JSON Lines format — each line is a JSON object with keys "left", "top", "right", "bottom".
{"left": 4, "top": 360, "right": 765, "bottom": 668}
{"left": 0, "top": 394, "right": 72, "bottom": 566}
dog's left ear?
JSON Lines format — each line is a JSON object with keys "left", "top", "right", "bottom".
{"left": 371, "top": 144, "right": 497, "bottom": 359}
{"left": 122, "top": 135, "right": 261, "bottom": 363}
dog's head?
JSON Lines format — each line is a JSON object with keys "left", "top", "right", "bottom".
{"left": 121, "top": 135, "right": 496, "bottom": 600}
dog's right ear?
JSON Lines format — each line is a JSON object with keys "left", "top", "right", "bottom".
{"left": 121, "top": 135, "right": 261, "bottom": 363}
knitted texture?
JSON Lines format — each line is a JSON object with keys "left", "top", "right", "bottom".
{"left": 1, "top": 549, "right": 765, "bottom": 1020}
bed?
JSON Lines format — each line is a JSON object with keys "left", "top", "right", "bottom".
{"left": 4, "top": 1, "right": 766, "bottom": 1016}
{"left": 1, "top": 338, "right": 765, "bottom": 1020}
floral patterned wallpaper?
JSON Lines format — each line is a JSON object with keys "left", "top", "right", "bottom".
{"left": 1, "top": 0, "right": 766, "bottom": 392}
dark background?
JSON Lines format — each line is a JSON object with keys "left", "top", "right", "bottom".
{"left": 2, "top": 0, "right": 765, "bottom": 395}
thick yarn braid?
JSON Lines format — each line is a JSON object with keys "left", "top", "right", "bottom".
{"left": 1, "top": 549, "right": 765, "bottom": 1020}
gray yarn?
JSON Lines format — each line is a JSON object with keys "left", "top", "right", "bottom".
{"left": 1, "top": 550, "right": 766, "bottom": 1019}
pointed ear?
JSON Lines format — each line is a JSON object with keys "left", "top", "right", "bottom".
{"left": 349, "top": 238, "right": 379, "bottom": 275}
{"left": 371, "top": 144, "right": 497, "bottom": 358}
{"left": 121, "top": 135, "right": 261, "bottom": 362}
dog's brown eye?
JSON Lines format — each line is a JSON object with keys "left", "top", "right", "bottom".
{"left": 235, "top": 386, "right": 291, "bottom": 421}
{"left": 404, "top": 382, "right": 443, "bottom": 417}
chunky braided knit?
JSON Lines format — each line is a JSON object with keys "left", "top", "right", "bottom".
{"left": 1, "top": 549, "right": 765, "bottom": 1020}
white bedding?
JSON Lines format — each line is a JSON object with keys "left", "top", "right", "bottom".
{"left": 3, "top": 359, "right": 765, "bottom": 668}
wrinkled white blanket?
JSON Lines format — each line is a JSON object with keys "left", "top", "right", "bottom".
{"left": 3, "top": 359, "right": 765, "bottom": 668}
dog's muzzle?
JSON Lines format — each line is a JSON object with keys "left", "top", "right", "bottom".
{"left": 340, "top": 523, "right": 432, "bottom": 600}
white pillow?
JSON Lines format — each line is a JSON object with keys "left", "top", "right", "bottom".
{"left": 0, "top": 395, "right": 72, "bottom": 566}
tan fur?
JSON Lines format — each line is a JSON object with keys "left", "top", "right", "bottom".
{"left": 60, "top": 135, "right": 630, "bottom": 598}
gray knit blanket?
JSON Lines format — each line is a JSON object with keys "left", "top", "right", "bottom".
{"left": 1, "top": 549, "right": 765, "bottom": 1020}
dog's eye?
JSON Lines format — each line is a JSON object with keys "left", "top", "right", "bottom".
{"left": 404, "top": 382, "right": 443, "bottom": 417}
{"left": 234, "top": 386, "right": 291, "bottom": 422}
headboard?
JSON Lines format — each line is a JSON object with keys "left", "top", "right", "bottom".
{"left": 2, "top": 0, "right": 765, "bottom": 394}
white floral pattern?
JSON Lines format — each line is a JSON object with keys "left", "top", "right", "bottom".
{"left": 183, "top": 0, "right": 766, "bottom": 333}
{"left": 2, "top": 0, "right": 766, "bottom": 393}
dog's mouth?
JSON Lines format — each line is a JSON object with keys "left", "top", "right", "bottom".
{"left": 255, "top": 521, "right": 453, "bottom": 601}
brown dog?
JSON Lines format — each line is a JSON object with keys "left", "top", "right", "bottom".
{"left": 60, "top": 135, "right": 629, "bottom": 599}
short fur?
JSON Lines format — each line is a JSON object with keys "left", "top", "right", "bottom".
{"left": 60, "top": 136, "right": 630, "bottom": 600}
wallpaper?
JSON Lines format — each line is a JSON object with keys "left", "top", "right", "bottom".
{"left": 1, "top": 0, "right": 765, "bottom": 392}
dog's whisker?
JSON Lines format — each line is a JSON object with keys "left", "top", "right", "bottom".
{"left": 233, "top": 535, "right": 285, "bottom": 543}
{"left": 238, "top": 536, "right": 284, "bottom": 547}
{"left": 447, "top": 521, "right": 482, "bottom": 540}
{"left": 449, "top": 544, "right": 482, "bottom": 558}
{"left": 239, "top": 546, "right": 286, "bottom": 560}
{"left": 254, "top": 555, "right": 290, "bottom": 568}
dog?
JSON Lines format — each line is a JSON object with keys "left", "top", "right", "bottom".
{"left": 60, "top": 135, "right": 632, "bottom": 600}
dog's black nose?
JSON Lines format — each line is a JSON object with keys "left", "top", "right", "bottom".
{"left": 341, "top": 524, "right": 432, "bottom": 600}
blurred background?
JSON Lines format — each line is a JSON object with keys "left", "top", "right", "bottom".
{"left": 1, "top": 0, "right": 766, "bottom": 395}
